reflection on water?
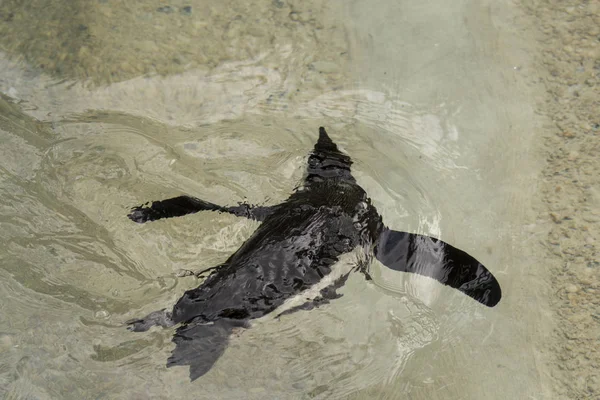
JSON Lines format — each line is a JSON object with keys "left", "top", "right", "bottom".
{"left": 0, "top": 0, "right": 549, "bottom": 398}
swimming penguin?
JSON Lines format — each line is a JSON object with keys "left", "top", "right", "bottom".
{"left": 126, "top": 127, "right": 501, "bottom": 381}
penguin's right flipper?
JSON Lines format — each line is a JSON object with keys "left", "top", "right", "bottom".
{"left": 374, "top": 228, "right": 501, "bottom": 307}
{"left": 127, "top": 195, "right": 275, "bottom": 223}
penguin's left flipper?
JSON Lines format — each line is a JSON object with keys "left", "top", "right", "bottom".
{"left": 127, "top": 195, "right": 275, "bottom": 223}
{"left": 374, "top": 228, "right": 501, "bottom": 307}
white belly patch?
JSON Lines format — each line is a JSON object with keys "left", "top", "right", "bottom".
{"left": 253, "top": 245, "right": 368, "bottom": 325}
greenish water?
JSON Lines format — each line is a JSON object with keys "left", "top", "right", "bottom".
{"left": 0, "top": 0, "right": 554, "bottom": 398}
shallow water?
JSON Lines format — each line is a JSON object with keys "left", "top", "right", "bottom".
{"left": 0, "top": 0, "right": 557, "bottom": 398}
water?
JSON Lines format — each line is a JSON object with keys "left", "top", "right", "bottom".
{"left": 0, "top": 0, "right": 578, "bottom": 398}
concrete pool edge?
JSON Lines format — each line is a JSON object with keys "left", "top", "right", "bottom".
{"left": 517, "top": 1, "right": 600, "bottom": 398}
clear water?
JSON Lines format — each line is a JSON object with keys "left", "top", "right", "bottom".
{"left": 0, "top": 0, "right": 551, "bottom": 398}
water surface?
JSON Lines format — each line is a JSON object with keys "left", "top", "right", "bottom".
{"left": 0, "top": 0, "right": 551, "bottom": 398}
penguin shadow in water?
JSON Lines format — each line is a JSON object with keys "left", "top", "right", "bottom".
{"left": 125, "top": 127, "right": 502, "bottom": 381}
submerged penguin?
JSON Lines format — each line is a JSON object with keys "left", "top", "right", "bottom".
{"left": 126, "top": 127, "right": 501, "bottom": 380}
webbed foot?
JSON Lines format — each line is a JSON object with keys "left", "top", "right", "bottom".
{"left": 126, "top": 309, "right": 174, "bottom": 332}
